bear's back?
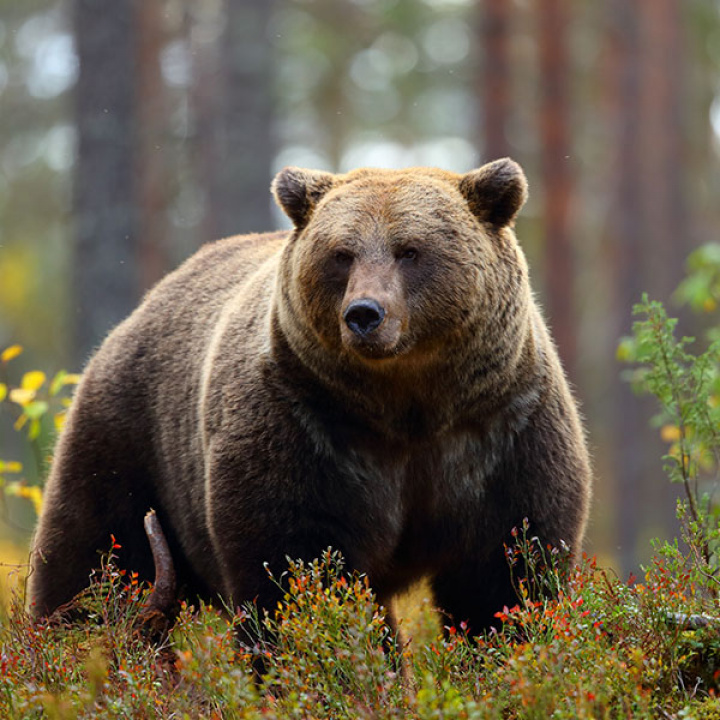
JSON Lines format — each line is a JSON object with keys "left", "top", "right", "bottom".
{"left": 72, "top": 231, "right": 290, "bottom": 534}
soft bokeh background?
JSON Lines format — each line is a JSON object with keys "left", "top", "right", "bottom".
{"left": 1, "top": 0, "right": 719, "bottom": 595}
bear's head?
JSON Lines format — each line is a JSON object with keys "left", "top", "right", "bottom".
{"left": 272, "top": 159, "right": 530, "bottom": 375}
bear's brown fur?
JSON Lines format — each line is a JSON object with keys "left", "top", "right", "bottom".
{"left": 29, "top": 159, "right": 591, "bottom": 633}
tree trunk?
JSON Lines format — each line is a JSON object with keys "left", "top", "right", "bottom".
{"left": 606, "top": 0, "right": 645, "bottom": 576}
{"left": 134, "top": 0, "right": 169, "bottom": 289}
{"left": 638, "top": 0, "right": 686, "bottom": 298}
{"left": 215, "top": 0, "right": 276, "bottom": 236}
{"left": 480, "top": 0, "right": 511, "bottom": 160}
{"left": 537, "top": 0, "right": 576, "bottom": 380}
{"left": 73, "top": 0, "right": 138, "bottom": 365}
{"left": 636, "top": 0, "right": 686, "bottom": 550}
{"left": 191, "top": 0, "right": 276, "bottom": 241}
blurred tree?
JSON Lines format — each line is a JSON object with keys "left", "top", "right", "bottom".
{"left": 194, "top": 0, "right": 277, "bottom": 241}
{"left": 479, "top": 0, "right": 511, "bottom": 160}
{"left": 605, "top": 0, "right": 645, "bottom": 575}
{"left": 135, "top": 0, "right": 170, "bottom": 288}
{"left": 73, "top": 0, "right": 138, "bottom": 365}
{"left": 604, "top": 0, "right": 686, "bottom": 574}
{"left": 637, "top": 0, "right": 687, "bottom": 552}
{"left": 537, "top": 0, "right": 576, "bottom": 380}
{"left": 638, "top": 0, "right": 687, "bottom": 297}
{"left": 0, "top": 1, "right": 75, "bottom": 359}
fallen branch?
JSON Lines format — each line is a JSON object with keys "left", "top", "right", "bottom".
{"left": 137, "top": 508, "right": 177, "bottom": 640}
{"left": 666, "top": 612, "right": 720, "bottom": 631}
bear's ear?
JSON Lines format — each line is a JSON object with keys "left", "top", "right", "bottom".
{"left": 272, "top": 167, "right": 337, "bottom": 229}
{"left": 459, "top": 158, "right": 528, "bottom": 228}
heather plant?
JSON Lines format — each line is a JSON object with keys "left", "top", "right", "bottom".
{"left": 2, "top": 535, "right": 720, "bottom": 717}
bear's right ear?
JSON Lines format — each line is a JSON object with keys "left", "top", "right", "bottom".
{"left": 459, "top": 158, "right": 528, "bottom": 228}
{"left": 272, "top": 167, "right": 337, "bottom": 229}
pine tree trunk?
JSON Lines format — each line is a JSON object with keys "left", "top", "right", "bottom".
{"left": 480, "top": 0, "right": 511, "bottom": 160}
{"left": 73, "top": 0, "right": 138, "bottom": 365}
{"left": 537, "top": 0, "right": 576, "bottom": 380}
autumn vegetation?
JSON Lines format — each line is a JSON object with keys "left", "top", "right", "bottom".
{"left": 2, "top": 249, "right": 720, "bottom": 718}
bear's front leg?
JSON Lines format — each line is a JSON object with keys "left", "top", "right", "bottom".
{"left": 431, "top": 388, "right": 591, "bottom": 636}
{"left": 431, "top": 549, "right": 517, "bottom": 635}
{"left": 203, "top": 436, "right": 352, "bottom": 615}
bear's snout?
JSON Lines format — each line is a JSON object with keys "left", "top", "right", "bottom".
{"left": 343, "top": 298, "right": 385, "bottom": 336}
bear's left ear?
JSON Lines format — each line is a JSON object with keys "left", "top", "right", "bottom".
{"left": 272, "top": 167, "right": 337, "bottom": 229}
{"left": 459, "top": 158, "right": 528, "bottom": 228}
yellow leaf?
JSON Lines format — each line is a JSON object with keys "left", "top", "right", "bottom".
{"left": 0, "top": 383, "right": 6, "bottom": 402}
{"left": 62, "top": 373, "right": 81, "bottom": 385}
{"left": 21, "top": 371, "right": 46, "bottom": 392}
{"left": 9, "top": 388, "right": 35, "bottom": 406}
{"left": 0, "top": 461, "right": 22, "bottom": 473}
{"left": 54, "top": 411, "right": 67, "bottom": 433}
{"left": 1, "top": 345, "right": 22, "bottom": 363}
{"left": 13, "top": 414, "right": 27, "bottom": 432}
{"left": 5, "top": 483, "right": 42, "bottom": 515}
{"left": 703, "top": 298, "right": 717, "bottom": 313}
{"left": 660, "top": 425, "right": 682, "bottom": 442}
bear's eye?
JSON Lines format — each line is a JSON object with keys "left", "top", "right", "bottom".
{"left": 398, "top": 247, "right": 419, "bottom": 262}
{"left": 333, "top": 250, "right": 354, "bottom": 268}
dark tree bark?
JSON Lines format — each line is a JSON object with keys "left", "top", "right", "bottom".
{"left": 218, "top": 0, "right": 276, "bottom": 235}
{"left": 636, "top": 0, "right": 686, "bottom": 551}
{"left": 638, "top": 0, "right": 687, "bottom": 298}
{"left": 197, "top": 0, "right": 276, "bottom": 241}
{"left": 605, "top": 0, "right": 686, "bottom": 576}
{"left": 134, "top": 0, "right": 169, "bottom": 289}
{"left": 73, "top": 0, "right": 138, "bottom": 365}
{"left": 480, "top": 0, "right": 512, "bottom": 160}
{"left": 537, "top": 0, "right": 576, "bottom": 381}
{"left": 605, "top": 0, "right": 645, "bottom": 576}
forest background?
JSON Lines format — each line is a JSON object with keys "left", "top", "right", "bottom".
{"left": 1, "top": 0, "right": 719, "bottom": 596}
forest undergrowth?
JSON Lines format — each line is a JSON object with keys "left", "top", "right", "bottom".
{"left": 3, "top": 247, "right": 720, "bottom": 718}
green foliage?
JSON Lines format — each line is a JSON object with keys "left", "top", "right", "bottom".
{"left": 619, "top": 243, "right": 720, "bottom": 596}
{"left": 4, "top": 542, "right": 720, "bottom": 719}
{"left": 0, "top": 344, "right": 78, "bottom": 523}
{"left": 260, "top": 551, "right": 405, "bottom": 717}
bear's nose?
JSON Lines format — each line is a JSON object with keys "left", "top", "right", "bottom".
{"left": 343, "top": 299, "right": 385, "bottom": 336}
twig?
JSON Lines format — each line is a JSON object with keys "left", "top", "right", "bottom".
{"left": 142, "top": 509, "right": 176, "bottom": 614}
{"left": 666, "top": 612, "right": 720, "bottom": 630}
{"left": 136, "top": 508, "right": 177, "bottom": 641}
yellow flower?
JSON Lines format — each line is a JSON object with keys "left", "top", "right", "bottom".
{"left": 9, "top": 388, "right": 35, "bottom": 406}
{"left": 54, "top": 410, "right": 68, "bottom": 433}
{"left": 21, "top": 371, "right": 46, "bottom": 392}
{"left": 660, "top": 425, "right": 682, "bottom": 442}
{"left": 5, "top": 482, "right": 43, "bottom": 515}
{"left": 0, "top": 345, "right": 22, "bottom": 363}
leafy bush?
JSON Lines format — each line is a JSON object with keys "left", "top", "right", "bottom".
{"left": 0, "top": 344, "right": 78, "bottom": 520}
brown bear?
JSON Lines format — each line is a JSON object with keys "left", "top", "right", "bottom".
{"left": 29, "top": 158, "right": 591, "bottom": 634}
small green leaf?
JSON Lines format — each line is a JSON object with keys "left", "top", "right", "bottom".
{"left": 28, "top": 418, "right": 41, "bottom": 441}
{"left": 23, "top": 400, "right": 49, "bottom": 420}
{"left": 49, "top": 370, "right": 66, "bottom": 397}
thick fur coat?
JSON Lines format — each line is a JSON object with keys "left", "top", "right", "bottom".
{"left": 30, "top": 159, "right": 591, "bottom": 632}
